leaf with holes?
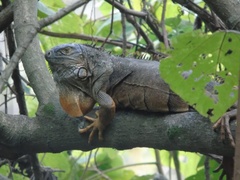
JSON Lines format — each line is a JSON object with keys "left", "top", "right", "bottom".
{"left": 160, "top": 30, "right": 239, "bottom": 122}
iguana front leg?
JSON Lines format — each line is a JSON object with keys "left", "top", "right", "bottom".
{"left": 79, "top": 91, "right": 116, "bottom": 143}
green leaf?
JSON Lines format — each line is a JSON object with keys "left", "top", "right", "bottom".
{"left": 40, "top": 0, "right": 65, "bottom": 9}
{"left": 131, "top": 174, "right": 154, "bottom": 180}
{"left": 37, "top": 1, "right": 55, "bottom": 18}
{"left": 26, "top": 96, "right": 38, "bottom": 117}
{"left": 173, "top": 152, "right": 202, "bottom": 178}
{"left": 99, "top": 1, "right": 113, "bottom": 16}
{"left": 165, "top": 16, "right": 181, "bottom": 30}
{"left": 130, "top": 0, "right": 142, "bottom": 11}
{"left": 186, "top": 156, "right": 220, "bottom": 180}
{"left": 96, "top": 13, "right": 122, "bottom": 36}
{"left": 39, "top": 152, "right": 71, "bottom": 179}
{"left": 160, "top": 31, "right": 239, "bottom": 122}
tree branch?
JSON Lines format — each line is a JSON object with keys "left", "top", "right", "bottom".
{"left": 173, "top": 0, "right": 226, "bottom": 31}
{"left": 104, "top": 0, "right": 147, "bottom": 18}
{"left": 39, "top": 30, "right": 133, "bottom": 48}
{"left": 125, "top": 14, "right": 154, "bottom": 50}
{"left": 204, "top": 0, "right": 240, "bottom": 30}
{"left": 106, "top": 0, "right": 164, "bottom": 43}
{"left": 0, "top": 102, "right": 235, "bottom": 159}
{"left": 160, "top": 0, "right": 169, "bottom": 48}
{"left": 38, "top": 0, "right": 90, "bottom": 28}
{"left": 0, "top": 3, "right": 13, "bottom": 33}
{"left": 0, "top": 0, "right": 90, "bottom": 95}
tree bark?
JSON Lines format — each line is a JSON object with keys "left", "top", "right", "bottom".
{"left": 0, "top": 0, "right": 237, "bottom": 164}
{"left": 204, "top": 0, "right": 240, "bottom": 30}
{"left": 0, "top": 102, "right": 235, "bottom": 159}
{"left": 0, "top": 3, "right": 13, "bottom": 33}
{"left": 14, "top": 0, "right": 56, "bottom": 105}
{"left": 203, "top": 0, "right": 240, "bottom": 179}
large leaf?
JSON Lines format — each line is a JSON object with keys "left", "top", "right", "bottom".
{"left": 160, "top": 31, "right": 239, "bottom": 122}
{"left": 37, "top": 1, "right": 55, "bottom": 18}
{"left": 39, "top": 152, "right": 72, "bottom": 179}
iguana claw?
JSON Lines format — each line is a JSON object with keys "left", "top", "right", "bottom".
{"left": 213, "top": 109, "right": 237, "bottom": 147}
{"left": 79, "top": 111, "right": 105, "bottom": 143}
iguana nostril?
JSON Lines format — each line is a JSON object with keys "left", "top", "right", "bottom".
{"left": 45, "top": 51, "right": 52, "bottom": 58}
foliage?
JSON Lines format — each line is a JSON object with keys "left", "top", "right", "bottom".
{"left": 0, "top": 149, "right": 219, "bottom": 179}
{"left": 0, "top": 0, "right": 233, "bottom": 179}
{"left": 25, "top": 96, "right": 38, "bottom": 117}
{"left": 37, "top": 0, "right": 229, "bottom": 179}
{"left": 160, "top": 31, "right": 239, "bottom": 122}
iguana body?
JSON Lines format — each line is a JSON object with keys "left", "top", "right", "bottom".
{"left": 45, "top": 43, "right": 189, "bottom": 142}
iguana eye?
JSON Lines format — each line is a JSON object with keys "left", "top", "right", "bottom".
{"left": 74, "top": 67, "right": 89, "bottom": 80}
{"left": 58, "top": 47, "right": 72, "bottom": 55}
{"left": 79, "top": 54, "right": 84, "bottom": 59}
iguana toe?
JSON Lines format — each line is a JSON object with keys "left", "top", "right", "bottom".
{"left": 79, "top": 114, "right": 105, "bottom": 143}
{"left": 213, "top": 109, "right": 236, "bottom": 147}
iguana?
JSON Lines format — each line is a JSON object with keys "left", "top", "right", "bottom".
{"left": 45, "top": 43, "right": 235, "bottom": 144}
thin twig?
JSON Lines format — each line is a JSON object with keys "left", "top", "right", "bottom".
{"left": 154, "top": 149, "right": 164, "bottom": 175}
{"left": 105, "top": 0, "right": 147, "bottom": 18}
{"left": 101, "top": 0, "right": 114, "bottom": 48}
{"left": 40, "top": 30, "right": 133, "bottom": 48}
{"left": 125, "top": 14, "right": 154, "bottom": 50}
{"left": 0, "top": 159, "right": 9, "bottom": 167}
{"left": 171, "top": 151, "right": 181, "bottom": 180}
{"left": 107, "top": 0, "right": 153, "bottom": 48}
{"left": 161, "top": 0, "right": 170, "bottom": 49}
{"left": 5, "top": 19, "right": 28, "bottom": 115}
{"left": 30, "top": 154, "right": 43, "bottom": 180}
{"left": 0, "top": 96, "right": 15, "bottom": 107}
{"left": 120, "top": 0, "right": 126, "bottom": 56}
{"left": 38, "top": 0, "right": 90, "bottom": 28}
{"left": 0, "top": 54, "right": 30, "bottom": 86}
{"left": 80, "top": 150, "right": 92, "bottom": 179}
{"left": 91, "top": 164, "right": 111, "bottom": 180}
{"left": 204, "top": 156, "right": 210, "bottom": 180}
{"left": 126, "top": 0, "right": 140, "bottom": 53}
{"left": 85, "top": 162, "right": 157, "bottom": 180}
{"left": 144, "top": 12, "right": 164, "bottom": 43}
{"left": 91, "top": 148, "right": 111, "bottom": 180}
{"left": 106, "top": 0, "right": 163, "bottom": 45}
{"left": 0, "top": 0, "right": 90, "bottom": 92}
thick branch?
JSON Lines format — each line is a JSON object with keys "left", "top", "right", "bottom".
{"left": 204, "top": 0, "right": 240, "bottom": 30}
{"left": 0, "top": 102, "right": 235, "bottom": 159}
{"left": 0, "top": 0, "right": 89, "bottom": 95}
{"left": 173, "top": 0, "right": 226, "bottom": 31}
{"left": 0, "top": 3, "right": 13, "bottom": 33}
{"left": 13, "top": 0, "right": 55, "bottom": 105}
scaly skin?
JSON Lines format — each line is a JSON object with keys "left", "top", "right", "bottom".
{"left": 45, "top": 43, "right": 236, "bottom": 147}
{"left": 45, "top": 44, "right": 115, "bottom": 143}
{"left": 45, "top": 43, "right": 189, "bottom": 143}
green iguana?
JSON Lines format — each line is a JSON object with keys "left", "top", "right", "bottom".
{"left": 45, "top": 43, "right": 235, "bottom": 144}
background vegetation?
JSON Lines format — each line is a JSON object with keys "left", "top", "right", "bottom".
{"left": 0, "top": 0, "right": 239, "bottom": 179}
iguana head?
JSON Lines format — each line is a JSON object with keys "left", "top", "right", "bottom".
{"left": 45, "top": 44, "right": 87, "bottom": 75}
{"left": 45, "top": 43, "right": 113, "bottom": 98}
{"left": 45, "top": 44, "right": 93, "bottom": 84}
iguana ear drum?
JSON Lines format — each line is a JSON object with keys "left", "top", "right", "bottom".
{"left": 74, "top": 67, "right": 89, "bottom": 80}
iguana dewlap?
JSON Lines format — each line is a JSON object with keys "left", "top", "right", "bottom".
{"left": 45, "top": 43, "right": 189, "bottom": 143}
